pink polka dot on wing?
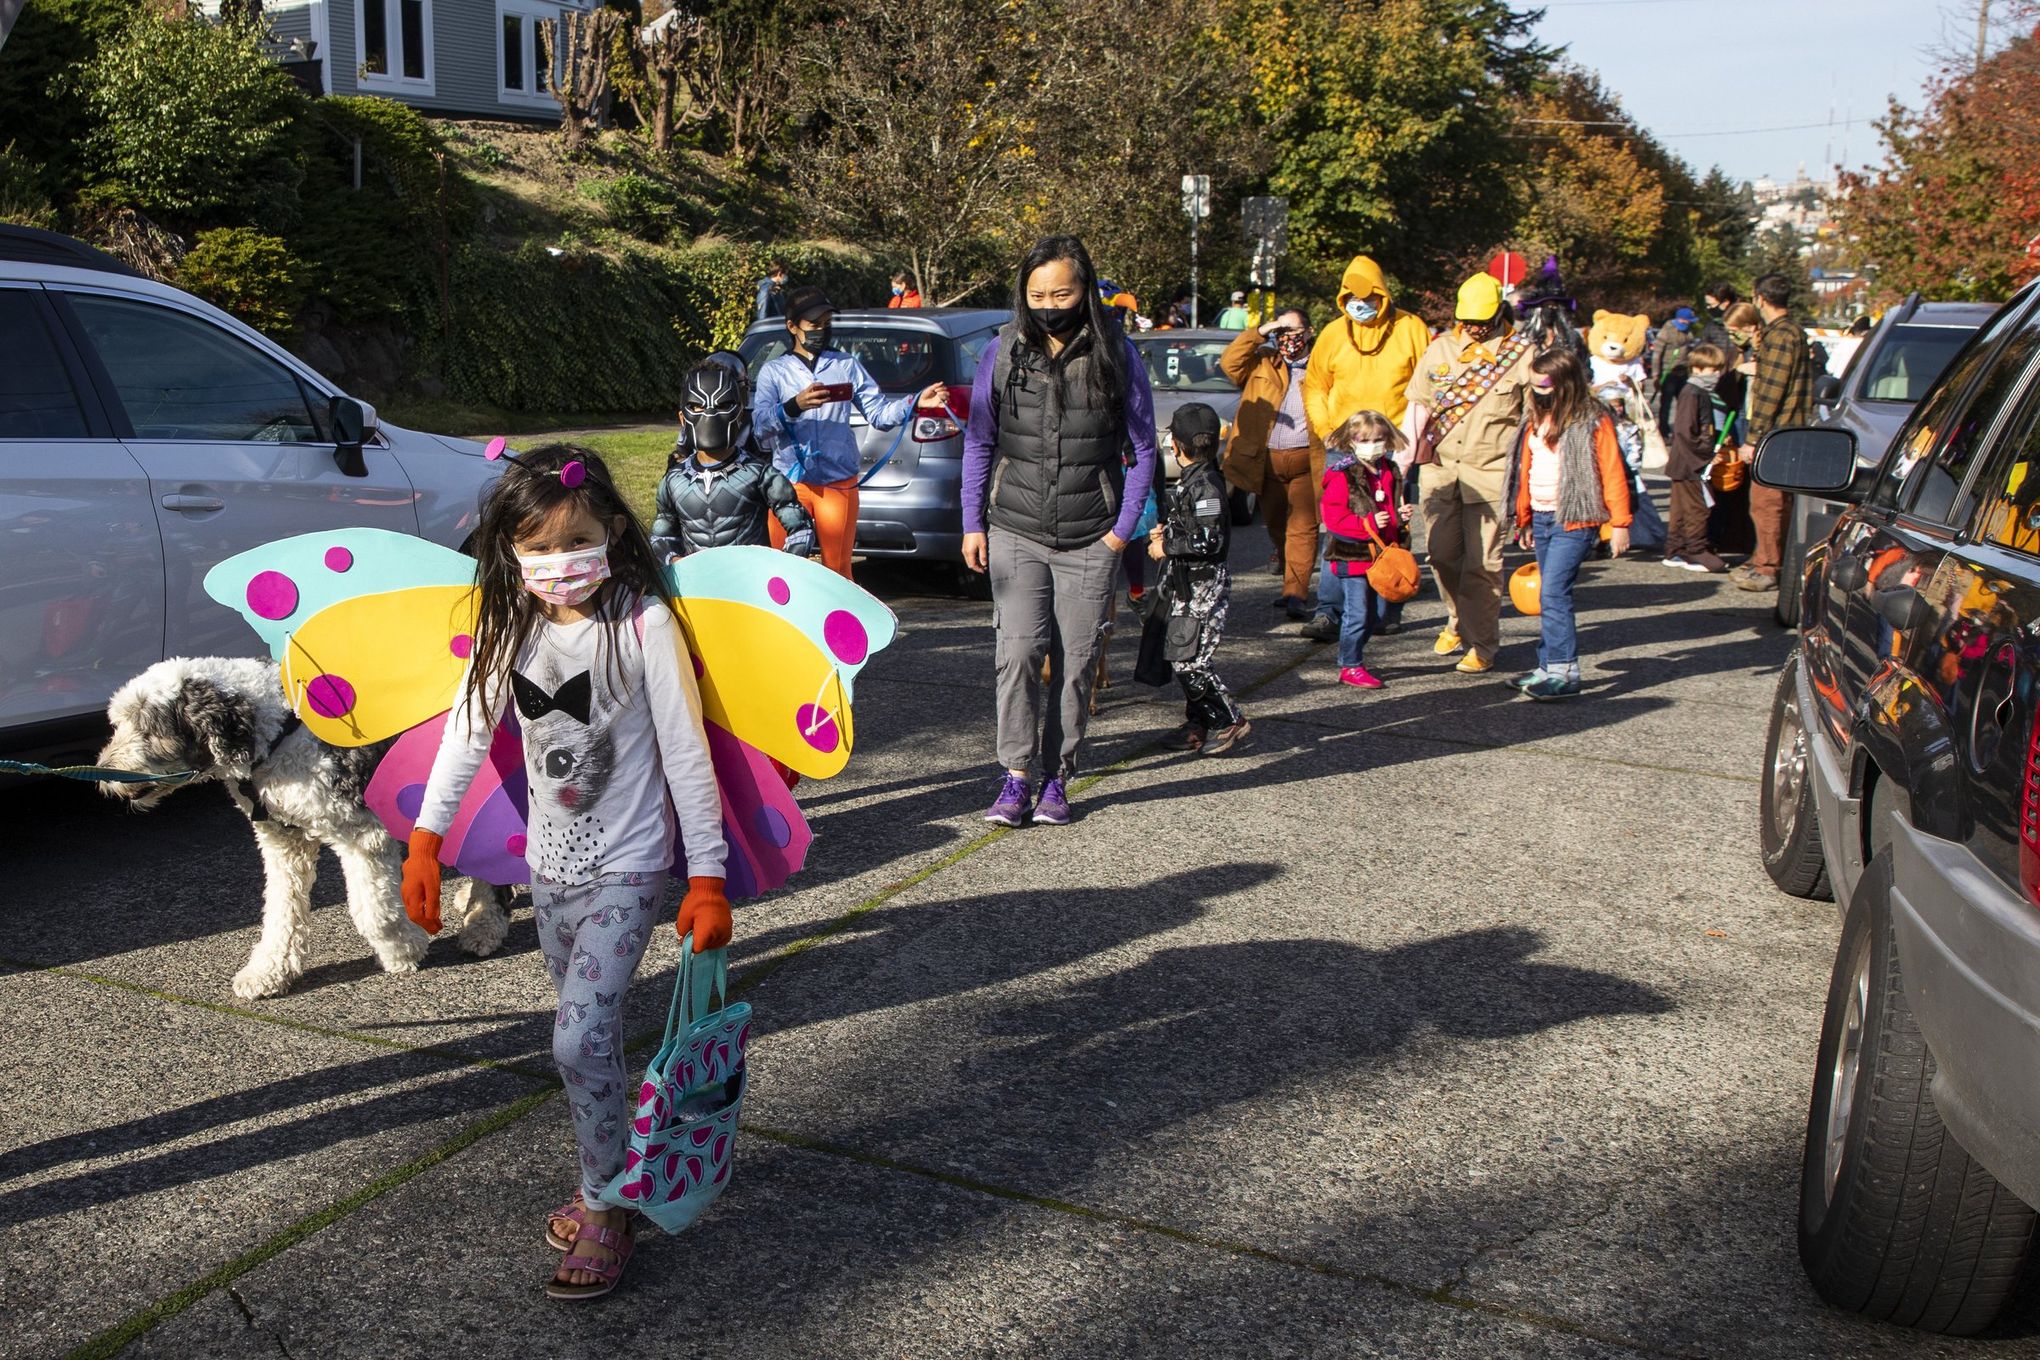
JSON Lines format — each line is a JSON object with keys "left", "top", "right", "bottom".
{"left": 245, "top": 571, "right": 298, "bottom": 621}
{"left": 324, "top": 546, "right": 354, "bottom": 572}
{"left": 450, "top": 633, "right": 473, "bottom": 659}
{"left": 823, "top": 609, "right": 868, "bottom": 665}
{"left": 691, "top": 653, "right": 705, "bottom": 678}
{"left": 506, "top": 833, "right": 527, "bottom": 857}
{"left": 304, "top": 674, "right": 356, "bottom": 719}
{"left": 796, "top": 704, "right": 840, "bottom": 753}
{"left": 767, "top": 577, "right": 791, "bottom": 606}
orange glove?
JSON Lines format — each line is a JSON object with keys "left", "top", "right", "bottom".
{"left": 401, "top": 828, "right": 445, "bottom": 934}
{"left": 675, "top": 876, "right": 731, "bottom": 952}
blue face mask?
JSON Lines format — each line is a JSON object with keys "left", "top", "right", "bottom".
{"left": 1345, "top": 297, "right": 1379, "bottom": 325}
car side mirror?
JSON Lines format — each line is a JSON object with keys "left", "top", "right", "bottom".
{"left": 1813, "top": 373, "right": 1842, "bottom": 405}
{"left": 1874, "top": 584, "right": 1924, "bottom": 631}
{"left": 330, "top": 395, "right": 378, "bottom": 478}
{"left": 1830, "top": 556, "right": 1869, "bottom": 593}
{"left": 1754, "top": 426, "right": 1859, "bottom": 498}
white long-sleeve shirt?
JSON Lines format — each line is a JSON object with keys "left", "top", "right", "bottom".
{"left": 416, "top": 598, "right": 727, "bottom": 885}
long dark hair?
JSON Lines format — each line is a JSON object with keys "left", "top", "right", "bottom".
{"left": 1527, "top": 348, "right": 1598, "bottom": 438}
{"left": 1009, "top": 234, "right": 1127, "bottom": 403}
{"left": 466, "top": 442, "right": 670, "bottom": 726}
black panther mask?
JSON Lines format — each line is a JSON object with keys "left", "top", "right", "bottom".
{"left": 681, "top": 363, "right": 749, "bottom": 455}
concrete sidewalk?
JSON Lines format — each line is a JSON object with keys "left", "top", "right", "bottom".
{"left": 5, "top": 533, "right": 2037, "bottom": 1358}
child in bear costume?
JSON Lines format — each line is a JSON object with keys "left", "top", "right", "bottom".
{"left": 1586, "top": 310, "right": 1665, "bottom": 553}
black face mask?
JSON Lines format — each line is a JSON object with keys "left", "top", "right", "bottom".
{"left": 799, "top": 324, "right": 832, "bottom": 354}
{"left": 1530, "top": 388, "right": 1556, "bottom": 407}
{"left": 681, "top": 365, "right": 748, "bottom": 454}
{"left": 1031, "top": 302, "right": 1085, "bottom": 337}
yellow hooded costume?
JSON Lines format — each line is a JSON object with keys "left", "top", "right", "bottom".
{"left": 1302, "top": 256, "right": 1431, "bottom": 447}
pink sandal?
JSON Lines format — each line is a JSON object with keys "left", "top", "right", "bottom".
{"left": 545, "top": 1194, "right": 589, "bottom": 1251}
{"left": 546, "top": 1218, "right": 635, "bottom": 1302}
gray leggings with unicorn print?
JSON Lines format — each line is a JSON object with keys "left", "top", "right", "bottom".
{"left": 534, "top": 870, "right": 664, "bottom": 1211}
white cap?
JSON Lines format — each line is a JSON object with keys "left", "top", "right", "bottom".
{"left": 1230, "top": 291, "right": 1245, "bottom": 302}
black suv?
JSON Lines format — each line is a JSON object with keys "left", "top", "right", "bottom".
{"left": 1755, "top": 279, "right": 2040, "bottom": 1334}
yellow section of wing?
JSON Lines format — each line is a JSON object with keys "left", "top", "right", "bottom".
{"left": 672, "top": 595, "right": 854, "bottom": 779}
{"left": 281, "top": 586, "right": 480, "bottom": 747}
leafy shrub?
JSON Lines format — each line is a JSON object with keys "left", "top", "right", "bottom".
{"left": 0, "top": 0, "right": 136, "bottom": 196}
{"left": 180, "top": 227, "right": 306, "bottom": 334}
{"left": 0, "top": 146, "right": 58, "bottom": 229}
{"left": 589, "top": 174, "right": 680, "bottom": 241}
{"left": 82, "top": 11, "right": 305, "bottom": 220}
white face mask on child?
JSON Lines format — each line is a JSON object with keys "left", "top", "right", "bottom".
{"left": 516, "top": 541, "right": 611, "bottom": 607}
{"left": 1353, "top": 439, "right": 1388, "bottom": 463}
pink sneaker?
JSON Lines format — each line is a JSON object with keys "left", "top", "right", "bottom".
{"left": 1339, "top": 665, "right": 1384, "bottom": 689}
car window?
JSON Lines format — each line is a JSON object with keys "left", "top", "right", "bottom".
{"left": 0, "top": 290, "right": 90, "bottom": 438}
{"left": 1872, "top": 299, "right": 2034, "bottom": 510}
{"left": 958, "top": 328, "right": 999, "bottom": 380}
{"left": 66, "top": 295, "right": 319, "bottom": 442}
{"left": 1132, "top": 337, "right": 1234, "bottom": 393}
{"left": 1899, "top": 320, "right": 2040, "bottom": 523}
{"left": 1970, "top": 382, "right": 2040, "bottom": 557}
{"left": 1857, "top": 325, "right": 1972, "bottom": 403}
{"left": 741, "top": 325, "right": 951, "bottom": 393}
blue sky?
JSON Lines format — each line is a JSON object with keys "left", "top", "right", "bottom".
{"left": 1530, "top": 0, "right": 1957, "bottom": 185}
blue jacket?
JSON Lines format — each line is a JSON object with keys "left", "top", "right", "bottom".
{"left": 755, "top": 276, "right": 784, "bottom": 321}
{"left": 752, "top": 349, "right": 919, "bottom": 486}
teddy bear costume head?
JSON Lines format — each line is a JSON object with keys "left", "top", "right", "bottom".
{"left": 1587, "top": 309, "right": 1649, "bottom": 365}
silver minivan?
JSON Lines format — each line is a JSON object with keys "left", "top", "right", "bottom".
{"left": 0, "top": 226, "right": 501, "bottom": 761}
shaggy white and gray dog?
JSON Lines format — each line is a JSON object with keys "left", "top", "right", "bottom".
{"left": 98, "top": 656, "right": 511, "bottom": 999}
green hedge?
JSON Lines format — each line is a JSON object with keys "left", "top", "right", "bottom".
{"left": 435, "top": 238, "right": 890, "bottom": 412}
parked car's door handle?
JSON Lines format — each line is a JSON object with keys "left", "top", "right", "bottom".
{"left": 159, "top": 494, "right": 225, "bottom": 513}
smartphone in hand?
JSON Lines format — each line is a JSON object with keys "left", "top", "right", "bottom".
{"left": 816, "top": 382, "right": 854, "bottom": 402}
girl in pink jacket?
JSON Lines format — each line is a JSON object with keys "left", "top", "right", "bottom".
{"left": 1319, "top": 410, "right": 1407, "bottom": 689}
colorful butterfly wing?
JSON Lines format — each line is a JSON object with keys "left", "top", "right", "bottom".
{"left": 668, "top": 546, "right": 897, "bottom": 779}
{"left": 692, "top": 723, "right": 810, "bottom": 898}
{"left": 280, "top": 586, "right": 479, "bottom": 747}
{"left": 366, "top": 712, "right": 531, "bottom": 883}
{"left": 203, "top": 528, "right": 476, "bottom": 660}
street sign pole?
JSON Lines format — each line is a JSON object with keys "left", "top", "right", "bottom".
{"left": 1182, "top": 173, "right": 1211, "bottom": 328}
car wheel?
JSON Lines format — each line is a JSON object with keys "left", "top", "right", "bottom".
{"left": 1229, "top": 488, "right": 1256, "bottom": 526}
{"left": 1776, "top": 508, "right": 1803, "bottom": 628}
{"left": 1798, "top": 853, "right": 2037, "bottom": 1335}
{"left": 1760, "top": 659, "right": 1833, "bottom": 899}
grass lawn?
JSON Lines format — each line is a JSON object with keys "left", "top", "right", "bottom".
{"left": 562, "top": 431, "right": 675, "bottom": 522}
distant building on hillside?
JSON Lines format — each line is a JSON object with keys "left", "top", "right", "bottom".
{"left": 223, "top": 0, "right": 591, "bottom": 120}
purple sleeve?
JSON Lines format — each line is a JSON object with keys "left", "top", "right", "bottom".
{"left": 961, "top": 337, "right": 1002, "bottom": 535}
{"left": 1114, "top": 337, "right": 1159, "bottom": 543}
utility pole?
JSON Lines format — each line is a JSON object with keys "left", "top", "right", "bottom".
{"left": 1976, "top": 0, "right": 1991, "bottom": 71}
{"left": 1181, "top": 174, "right": 1210, "bottom": 328}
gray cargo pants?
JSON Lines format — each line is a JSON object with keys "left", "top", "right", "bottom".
{"left": 990, "top": 528, "right": 1118, "bottom": 780}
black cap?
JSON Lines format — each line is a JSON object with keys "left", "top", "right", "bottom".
{"left": 784, "top": 286, "right": 833, "bottom": 322}
{"left": 1169, "top": 402, "right": 1222, "bottom": 447}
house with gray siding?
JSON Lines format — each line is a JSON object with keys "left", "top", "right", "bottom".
{"left": 256, "top": 0, "right": 590, "bottom": 120}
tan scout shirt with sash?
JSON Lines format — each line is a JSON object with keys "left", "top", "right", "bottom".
{"left": 1407, "top": 327, "right": 1535, "bottom": 501}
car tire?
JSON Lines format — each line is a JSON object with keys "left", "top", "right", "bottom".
{"left": 1798, "top": 852, "right": 2037, "bottom": 1335}
{"left": 1229, "top": 488, "right": 1256, "bottom": 526}
{"left": 1761, "top": 659, "right": 1833, "bottom": 900}
{"left": 1776, "top": 507, "right": 1803, "bottom": 628}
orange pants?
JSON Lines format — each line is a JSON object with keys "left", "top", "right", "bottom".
{"left": 769, "top": 476, "right": 859, "bottom": 579}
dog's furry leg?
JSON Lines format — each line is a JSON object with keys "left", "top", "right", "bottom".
{"left": 233, "top": 823, "right": 319, "bottom": 1000}
{"left": 334, "top": 832, "right": 429, "bottom": 975}
{"left": 449, "top": 879, "right": 510, "bottom": 957}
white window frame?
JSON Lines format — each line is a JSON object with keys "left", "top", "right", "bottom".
{"left": 354, "top": 0, "right": 435, "bottom": 97}
{"left": 495, "top": 0, "right": 562, "bottom": 110}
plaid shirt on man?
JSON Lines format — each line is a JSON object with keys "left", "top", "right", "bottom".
{"left": 1748, "top": 314, "right": 1812, "bottom": 440}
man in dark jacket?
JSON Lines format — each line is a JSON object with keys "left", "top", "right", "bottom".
{"left": 1150, "top": 403, "right": 1249, "bottom": 754}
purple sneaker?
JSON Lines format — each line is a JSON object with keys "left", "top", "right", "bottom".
{"left": 1032, "top": 777, "right": 1072, "bottom": 826}
{"left": 984, "top": 774, "right": 1031, "bottom": 827}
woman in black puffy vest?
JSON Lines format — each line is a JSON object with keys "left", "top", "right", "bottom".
{"left": 960, "top": 235, "right": 1162, "bottom": 827}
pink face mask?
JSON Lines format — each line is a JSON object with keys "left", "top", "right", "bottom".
{"left": 516, "top": 540, "right": 611, "bottom": 606}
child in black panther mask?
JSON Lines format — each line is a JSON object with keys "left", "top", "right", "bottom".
{"left": 651, "top": 357, "right": 815, "bottom": 561}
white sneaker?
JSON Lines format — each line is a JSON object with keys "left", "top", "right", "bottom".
{"left": 1662, "top": 555, "right": 1691, "bottom": 570}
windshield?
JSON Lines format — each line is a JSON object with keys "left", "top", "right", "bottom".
{"left": 1857, "top": 325, "right": 1974, "bottom": 404}
{"left": 741, "top": 326, "right": 955, "bottom": 391}
{"left": 1133, "top": 337, "right": 1235, "bottom": 393}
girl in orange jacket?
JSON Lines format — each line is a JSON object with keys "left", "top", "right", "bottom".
{"left": 1507, "top": 348, "right": 1633, "bottom": 700}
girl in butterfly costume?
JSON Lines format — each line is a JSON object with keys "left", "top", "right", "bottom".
{"left": 397, "top": 444, "right": 727, "bottom": 1297}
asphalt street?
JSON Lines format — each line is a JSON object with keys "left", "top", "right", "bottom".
{"left": 9, "top": 498, "right": 2040, "bottom": 1358}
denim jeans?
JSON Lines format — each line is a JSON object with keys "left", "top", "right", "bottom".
{"left": 1313, "top": 531, "right": 1341, "bottom": 623}
{"left": 1531, "top": 511, "right": 1597, "bottom": 671}
{"left": 1334, "top": 571, "right": 1383, "bottom": 668}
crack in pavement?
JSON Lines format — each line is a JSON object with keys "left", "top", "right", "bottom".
{"left": 224, "top": 1285, "right": 293, "bottom": 1360}
{"left": 1248, "top": 711, "right": 1764, "bottom": 785}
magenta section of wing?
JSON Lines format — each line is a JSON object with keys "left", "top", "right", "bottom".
{"left": 679, "top": 721, "right": 809, "bottom": 900}
{"left": 367, "top": 713, "right": 532, "bottom": 885}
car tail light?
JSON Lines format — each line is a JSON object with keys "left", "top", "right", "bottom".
{"left": 911, "top": 387, "right": 969, "bottom": 443}
{"left": 2021, "top": 712, "right": 2040, "bottom": 906}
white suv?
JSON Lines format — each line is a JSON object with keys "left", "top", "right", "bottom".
{"left": 0, "top": 226, "right": 501, "bottom": 760}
